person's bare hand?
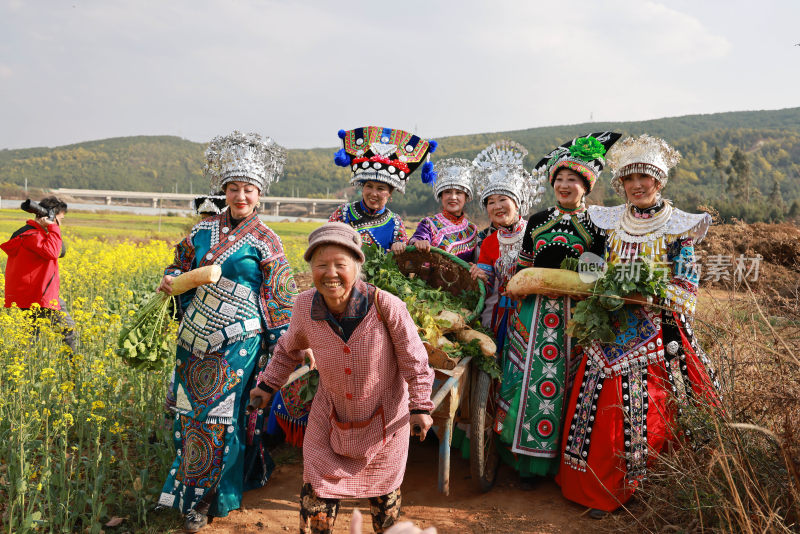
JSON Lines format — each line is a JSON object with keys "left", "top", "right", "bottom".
{"left": 409, "top": 413, "right": 433, "bottom": 441}
{"left": 302, "top": 348, "right": 316, "bottom": 370}
{"left": 390, "top": 241, "right": 407, "bottom": 255}
{"left": 469, "top": 264, "right": 488, "bottom": 282}
{"left": 385, "top": 521, "right": 438, "bottom": 533}
{"left": 410, "top": 239, "right": 431, "bottom": 253}
{"left": 157, "top": 275, "right": 174, "bottom": 295}
{"left": 247, "top": 387, "right": 273, "bottom": 411}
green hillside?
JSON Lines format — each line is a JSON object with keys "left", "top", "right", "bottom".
{"left": 1, "top": 108, "right": 799, "bottom": 222}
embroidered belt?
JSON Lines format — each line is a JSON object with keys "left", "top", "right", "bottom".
{"left": 177, "top": 276, "right": 262, "bottom": 357}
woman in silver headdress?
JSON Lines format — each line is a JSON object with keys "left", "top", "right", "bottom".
{"left": 155, "top": 131, "right": 299, "bottom": 531}
{"left": 471, "top": 140, "right": 545, "bottom": 351}
{"left": 557, "top": 135, "right": 718, "bottom": 518}
{"left": 408, "top": 158, "right": 479, "bottom": 262}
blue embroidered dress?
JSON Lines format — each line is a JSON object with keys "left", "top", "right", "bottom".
{"left": 158, "top": 209, "right": 297, "bottom": 517}
{"left": 328, "top": 201, "right": 408, "bottom": 252}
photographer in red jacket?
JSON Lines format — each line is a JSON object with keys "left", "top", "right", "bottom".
{"left": 1, "top": 196, "right": 76, "bottom": 352}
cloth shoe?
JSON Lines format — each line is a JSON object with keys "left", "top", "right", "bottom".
{"left": 184, "top": 509, "right": 209, "bottom": 532}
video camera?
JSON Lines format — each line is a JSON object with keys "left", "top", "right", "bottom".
{"left": 20, "top": 199, "right": 56, "bottom": 221}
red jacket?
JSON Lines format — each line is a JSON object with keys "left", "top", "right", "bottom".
{"left": 1, "top": 220, "right": 63, "bottom": 309}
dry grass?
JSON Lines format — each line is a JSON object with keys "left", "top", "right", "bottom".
{"left": 607, "top": 286, "right": 800, "bottom": 533}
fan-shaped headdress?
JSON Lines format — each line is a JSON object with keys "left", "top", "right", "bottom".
{"left": 333, "top": 126, "right": 437, "bottom": 194}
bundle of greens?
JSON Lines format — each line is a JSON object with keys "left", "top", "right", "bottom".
{"left": 117, "top": 265, "right": 222, "bottom": 370}
{"left": 362, "top": 246, "right": 500, "bottom": 377}
{"left": 116, "top": 292, "right": 176, "bottom": 369}
{"left": 565, "top": 259, "right": 669, "bottom": 347}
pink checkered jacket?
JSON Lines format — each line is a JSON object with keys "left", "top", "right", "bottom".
{"left": 259, "top": 287, "right": 435, "bottom": 498}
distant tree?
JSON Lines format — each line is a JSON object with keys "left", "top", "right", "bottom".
{"left": 768, "top": 179, "right": 786, "bottom": 221}
{"left": 729, "top": 148, "right": 752, "bottom": 202}
{"left": 788, "top": 199, "right": 800, "bottom": 220}
{"left": 712, "top": 146, "right": 725, "bottom": 185}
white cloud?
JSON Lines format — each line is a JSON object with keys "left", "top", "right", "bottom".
{"left": 0, "top": 64, "right": 11, "bottom": 79}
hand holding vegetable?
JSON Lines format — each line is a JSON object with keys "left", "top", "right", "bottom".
{"left": 157, "top": 275, "right": 174, "bottom": 295}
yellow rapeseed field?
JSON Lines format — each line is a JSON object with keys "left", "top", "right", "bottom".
{"left": 0, "top": 218, "right": 315, "bottom": 533}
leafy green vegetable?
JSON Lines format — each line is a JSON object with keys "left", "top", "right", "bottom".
{"left": 362, "top": 245, "right": 483, "bottom": 363}
{"left": 116, "top": 291, "right": 176, "bottom": 370}
{"left": 566, "top": 259, "right": 669, "bottom": 346}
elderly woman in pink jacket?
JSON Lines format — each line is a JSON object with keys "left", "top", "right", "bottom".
{"left": 249, "top": 222, "right": 435, "bottom": 534}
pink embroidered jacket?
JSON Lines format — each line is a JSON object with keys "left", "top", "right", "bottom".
{"left": 259, "top": 288, "right": 434, "bottom": 498}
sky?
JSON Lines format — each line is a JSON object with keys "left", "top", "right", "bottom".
{"left": 1, "top": 0, "right": 798, "bottom": 150}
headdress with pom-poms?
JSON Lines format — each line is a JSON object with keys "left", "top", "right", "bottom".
{"left": 432, "top": 158, "right": 474, "bottom": 200}
{"left": 333, "top": 126, "right": 436, "bottom": 194}
{"left": 204, "top": 131, "right": 286, "bottom": 193}
{"left": 606, "top": 134, "right": 681, "bottom": 197}
{"left": 472, "top": 140, "right": 547, "bottom": 217}
{"left": 534, "top": 131, "right": 622, "bottom": 193}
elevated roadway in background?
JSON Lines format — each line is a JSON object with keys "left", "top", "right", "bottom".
{"left": 50, "top": 188, "right": 346, "bottom": 216}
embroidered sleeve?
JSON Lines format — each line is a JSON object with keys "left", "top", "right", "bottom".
{"left": 164, "top": 234, "right": 195, "bottom": 277}
{"left": 259, "top": 253, "right": 298, "bottom": 341}
{"left": 382, "top": 293, "right": 435, "bottom": 412}
{"left": 664, "top": 237, "right": 699, "bottom": 316}
{"left": 409, "top": 218, "right": 433, "bottom": 244}
{"left": 394, "top": 215, "right": 409, "bottom": 244}
{"left": 328, "top": 204, "right": 346, "bottom": 223}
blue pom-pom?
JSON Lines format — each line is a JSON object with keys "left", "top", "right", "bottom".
{"left": 334, "top": 148, "right": 351, "bottom": 167}
{"left": 337, "top": 129, "right": 347, "bottom": 140}
{"left": 421, "top": 161, "right": 437, "bottom": 184}
{"left": 428, "top": 140, "right": 438, "bottom": 153}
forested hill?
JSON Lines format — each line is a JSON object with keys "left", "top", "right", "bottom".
{"left": 1, "top": 107, "right": 799, "bottom": 222}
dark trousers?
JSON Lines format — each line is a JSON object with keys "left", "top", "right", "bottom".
{"left": 28, "top": 297, "right": 77, "bottom": 353}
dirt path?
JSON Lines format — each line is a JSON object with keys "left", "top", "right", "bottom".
{"left": 205, "top": 440, "right": 595, "bottom": 534}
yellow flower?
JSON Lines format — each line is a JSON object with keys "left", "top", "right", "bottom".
{"left": 91, "top": 400, "right": 106, "bottom": 411}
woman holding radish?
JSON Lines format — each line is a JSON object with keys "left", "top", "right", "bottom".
{"left": 155, "top": 131, "right": 299, "bottom": 532}
{"left": 498, "top": 133, "right": 620, "bottom": 482}
{"left": 557, "top": 135, "right": 718, "bottom": 518}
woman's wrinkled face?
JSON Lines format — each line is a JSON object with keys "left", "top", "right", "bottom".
{"left": 552, "top": 169, "right": 587, "bottom": 210}
{"left": 225, "top": 181, "right": 260, "bottom": 219}
{"left": 440, "top": 188, "right": 468, "bottom": 216}
{"left": 311, "top": 245, "right": 359, "bottom": 307}
{"left": 485, "top": 194, "right": 519, "bottom": 227}
{"left": 622, "top": 172, "right": 661, "bottom": 209}
{"left": 361, "top": 181, "right": 392, "bottom": 211}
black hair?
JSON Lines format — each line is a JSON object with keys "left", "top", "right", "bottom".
{"left": 39, "top": 196, "right": 68, "bottom": 216}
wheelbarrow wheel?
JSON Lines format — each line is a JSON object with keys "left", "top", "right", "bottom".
{"left": 470, "top": 368, "right": 500, "bottom": 492}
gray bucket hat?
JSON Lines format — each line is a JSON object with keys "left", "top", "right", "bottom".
{"left": 304, "top": 222, "right": 365, "bottom": 263}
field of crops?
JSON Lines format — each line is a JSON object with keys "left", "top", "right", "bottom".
{"left": 0, "top": 210, "right": 317, "bottom": 533}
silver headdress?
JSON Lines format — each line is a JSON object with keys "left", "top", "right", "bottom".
{"left": 433, "top": 158, "right": 474, "bottom": 200}
{"left": 193, "top": 194, "right": 227, "bottom": 216}
{"left": 607, "top": 134, "right": 681, "bottom": 196}
{"left": 473, "top": 140, "right": 546, "bottom": 217}
{"left": 204, "top": 131, "right": 287, "bottom": 193}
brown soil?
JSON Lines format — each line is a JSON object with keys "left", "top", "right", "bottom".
{"left": 205, "top": 440, "right": 595, "bottom": 534}
{"left": 696, "top": 221, "right": 800, "bottom": 306}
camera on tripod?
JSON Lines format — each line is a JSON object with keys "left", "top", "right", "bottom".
{"left": 21, "top": 199, "right": 56, "bottom": 221}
